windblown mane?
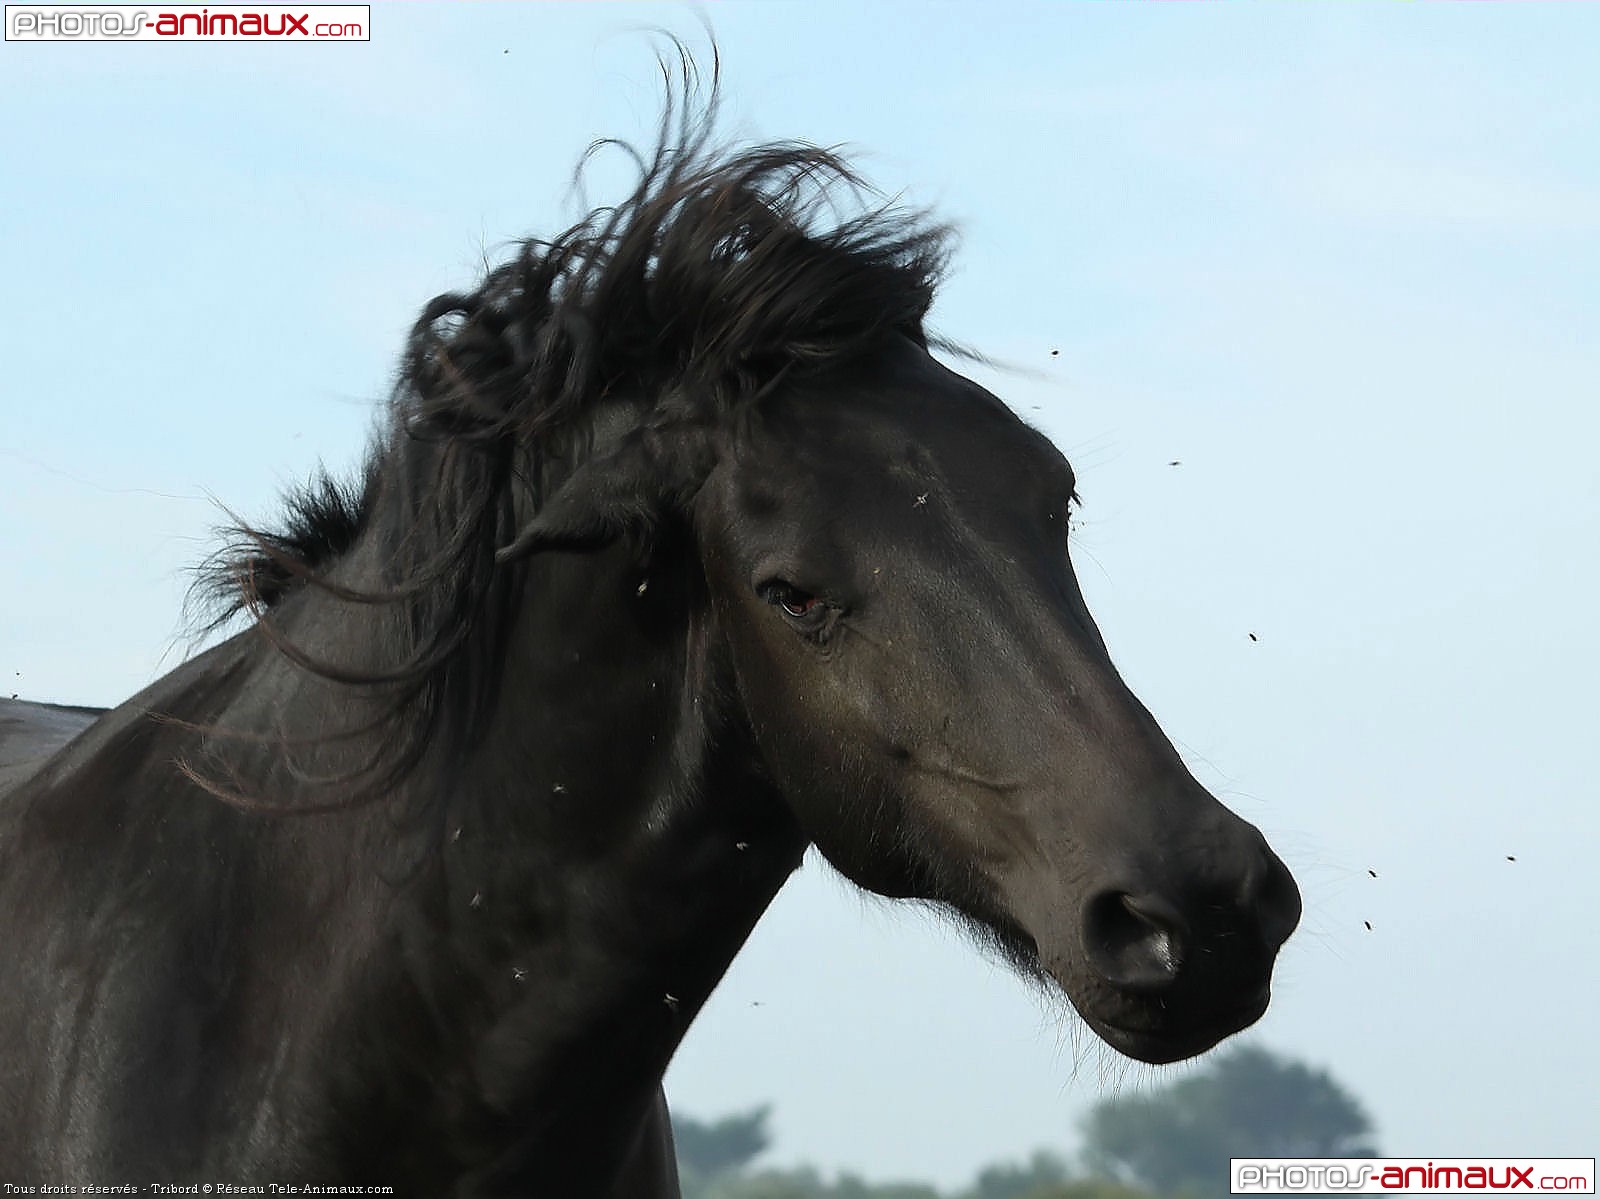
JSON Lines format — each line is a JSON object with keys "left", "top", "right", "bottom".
{"left": 191, "top": 50, "right": 955, "bottom": 802}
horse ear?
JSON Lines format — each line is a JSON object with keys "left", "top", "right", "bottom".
{"left": 495, "top": 424, "right": 716, "bottom": 562}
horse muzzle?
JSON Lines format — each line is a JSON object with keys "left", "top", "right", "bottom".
{"left": 1036, "top": 827, "right": 1301, "bottom": 1064}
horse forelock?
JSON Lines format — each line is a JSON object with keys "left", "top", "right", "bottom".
{"left": 400, "top": 135, "right": 954, "bottom": 445}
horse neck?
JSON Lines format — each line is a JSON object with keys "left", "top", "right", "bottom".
{"left": 263, "top": 499, "right": 808, "bottom": 1154}
{"left": 438, "top": 528, "right": 807, "bottom": 1000}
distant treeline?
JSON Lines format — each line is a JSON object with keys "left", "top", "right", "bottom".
{"left": 676, "top": 1045, "right": 1377, "bottom": 1199}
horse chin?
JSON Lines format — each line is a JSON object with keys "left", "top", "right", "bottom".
{"left": 1050, "top": 970, "right": 1273, "bottom": 1066}
{"left": 1079, "top": 1004, "right": 1265, "bottom": 1065}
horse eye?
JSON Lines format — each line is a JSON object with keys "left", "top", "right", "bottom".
{"left": 762, "top": 582, "right": 821, "bottom": 621}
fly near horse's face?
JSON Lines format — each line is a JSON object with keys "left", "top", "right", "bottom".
{"left": 0, "top": 55, "right": 1300, "bottom": 1193}
{"left": 694, "top": 340, "right": 1300, "bottom": 1064}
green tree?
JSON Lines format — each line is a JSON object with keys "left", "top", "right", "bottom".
{"left": 962, "top": 1151, "right": 1158, "bottom": 1199}
{"left": 1080, "top": 1045, "right": 1378, "bottom": 1199}
{"left": 1014, "top": 1185, "right": 1160, "bottom": 1199}
{"left": 675, "top": 1105, "right": 773, "bottom": 1193}
{"left": 696, "top": 1165, "right": 940, "bottom": 1199}
{"left": 699, "top": 1167, "right": 825, "bottom": 1199}
{"left": 966, "top": 1149, "right": 1073, "bottom": 1199}
{"left": 830, "top": 1174, "right": 943, "bottom": 1199}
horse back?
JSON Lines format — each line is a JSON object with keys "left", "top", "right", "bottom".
{"left": 0, "top": 644, "right": 292, "bottom": 1177}
{"left": 0, "top": 697, "right": 104, "bottom": 799}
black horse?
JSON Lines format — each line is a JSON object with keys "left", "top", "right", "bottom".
{"left": 0, "top": 74, "right": 1299, "bottom": 1197}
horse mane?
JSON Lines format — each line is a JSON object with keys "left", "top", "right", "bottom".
{"left": 189, "top": 47, "right": 955, "bottom": 805}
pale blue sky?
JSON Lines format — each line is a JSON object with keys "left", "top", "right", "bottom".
{"left": 3, "top": 3, "right": 1597, "bottom": 1188}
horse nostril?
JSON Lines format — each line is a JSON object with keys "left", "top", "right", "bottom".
{"left": 1082, "top": 891, "right": 1188, "bottom": 993}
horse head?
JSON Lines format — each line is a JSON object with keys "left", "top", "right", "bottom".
{"left": 485, "top": 145, "right": 1301, "bottom": 1062}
